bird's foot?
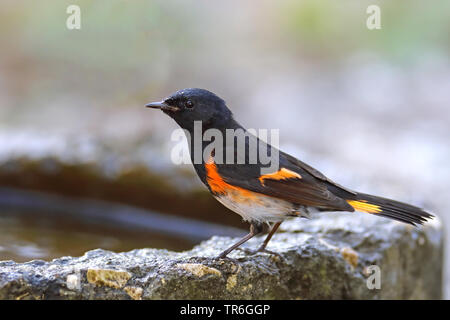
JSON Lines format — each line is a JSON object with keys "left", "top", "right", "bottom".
{"left": 215, "top": 250, "right": 241, "bottom": 264}
{"left": 215, "top": 255, "right": 240, "bottom": 265}
{"left": 237, "top": 247, "right": 283, "bottom": 259}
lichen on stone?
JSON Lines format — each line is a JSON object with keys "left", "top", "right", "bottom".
{"left": 176, "top": 263, "right": 222, "bottom": 278}
{"left": 226, "top": 274, "right": 237, "bottom": 291}
{"left": 340, "top": 247, "right": 358, "bottom": 269}
{"left": 86, "top": 269, "right": 131, "bottom": 289}
{"left": 124, "top": 286, "right": 143, "bottom": 300}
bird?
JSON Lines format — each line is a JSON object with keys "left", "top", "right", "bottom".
{"left": 146, "top": 88, "right": 434, "bottom": 259}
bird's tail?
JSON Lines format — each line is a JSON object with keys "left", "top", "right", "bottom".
{"left": 345, "top": 192, "right": 433, "bottom": 226}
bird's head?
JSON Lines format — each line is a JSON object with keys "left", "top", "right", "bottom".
{"left": 146, "top": 88, "right": 233, "bottom": 130}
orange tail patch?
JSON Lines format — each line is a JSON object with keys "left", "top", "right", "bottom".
{"left": 259, "top": 168, "right": 302, "bottom": 186}
{"left": 347, "top": 200, "right": 382, "bottom": 214}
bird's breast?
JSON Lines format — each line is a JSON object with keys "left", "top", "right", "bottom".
{"left": 204, "top": 155, "right": 301, "bottom": 223}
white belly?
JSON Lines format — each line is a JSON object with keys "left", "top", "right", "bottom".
{"left": 214, "top": 190, "right": 299, "bottom": 223}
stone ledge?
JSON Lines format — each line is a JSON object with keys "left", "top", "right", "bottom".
{"left": 0, "top": 213, "right": 443, "bottom": 299}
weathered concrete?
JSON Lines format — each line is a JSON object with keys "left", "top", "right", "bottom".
{"left": 0, "top": 213, "right": 443, "bottom": 299}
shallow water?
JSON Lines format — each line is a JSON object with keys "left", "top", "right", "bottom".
{"left": 0, "top": 187, "right": 245, "bottom": 263}
{"left": 0, "top": 208, "right": 196, "bottom": 263}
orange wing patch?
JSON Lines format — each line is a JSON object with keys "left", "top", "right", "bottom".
{"left": 205, "top": 156, "right": 252, "bottom": 197}
{"left": 259, "top": 168, "right": 302, "bottom": 186}
{"left": 346, "top": 200, "right": 382, "bottom": 214}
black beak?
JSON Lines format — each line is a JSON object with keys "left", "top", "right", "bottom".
{"left": 145, "top": 101, "right": 180, "bottom": 112}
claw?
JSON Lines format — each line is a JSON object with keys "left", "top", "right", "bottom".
{"left": 236, "top": 247, "right": 255, "bottom": 255}
{"left": 257, "top": 248, "right": 283, "bottom": 259}
{"left": 215, "top": 255, "right": 240, "bottom": 264}
{"left": 237, "top": 247, "right": 283, "bottom": 259}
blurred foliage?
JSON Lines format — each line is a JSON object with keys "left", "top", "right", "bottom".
{"left": 1, "top": 0, "right": 449, "bottom": 117}
{"left": 279, "top": 0, "right": 450, "bottom": 61}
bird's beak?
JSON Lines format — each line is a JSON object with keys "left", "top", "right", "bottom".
{"left": 145, "top": 101, "right": 180, "bottom": 112}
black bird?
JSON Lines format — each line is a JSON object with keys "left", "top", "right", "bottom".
{"left": 146, "top": 88, "right": 433, "bottom": 259}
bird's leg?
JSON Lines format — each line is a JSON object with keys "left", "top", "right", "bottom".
{"left": 238, "top": 222, "right": 283, "bottom": 258}
{"left": 257, "top": 221, "right": 282, "bottom": 252}
{"left": 216, "top": 223, "right": 263, "bottom": 259}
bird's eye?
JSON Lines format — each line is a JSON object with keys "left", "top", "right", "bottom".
{"left": 186, "top": 100, "right": 194, "bottom": 109}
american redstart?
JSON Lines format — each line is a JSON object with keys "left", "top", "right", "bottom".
{"left": 146, "top": 88, "right": 433, "bottom": 259}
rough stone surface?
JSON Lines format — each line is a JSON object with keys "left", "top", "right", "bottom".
{"left": 0, "top": 213, "right": 443, "bottom": 300}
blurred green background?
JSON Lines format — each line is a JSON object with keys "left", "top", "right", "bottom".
{"left": 0, "top": 0, "right": 449, "bottom": 296}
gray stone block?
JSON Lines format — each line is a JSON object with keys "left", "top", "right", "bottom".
{"left": 0, "top": 213, "right": 443, "bottom": 299}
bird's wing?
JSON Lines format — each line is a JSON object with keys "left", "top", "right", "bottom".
{"left": 281, "top": 151, "right": 357, "bottom": 196}
{"left": 207, "top": 157, "right": 354, "bottom": 212}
